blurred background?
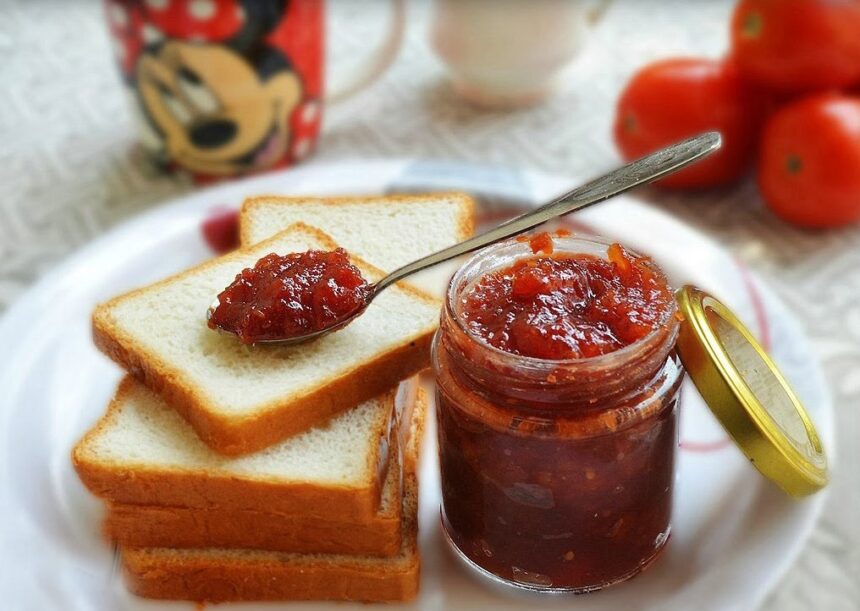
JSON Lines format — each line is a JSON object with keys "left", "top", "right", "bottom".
{"left": 1, "top": 0, "right": 858, "bottom": 608}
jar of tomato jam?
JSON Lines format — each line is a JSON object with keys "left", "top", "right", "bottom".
{"left": 433, "top": 234, "right": 828, "bottom": 592}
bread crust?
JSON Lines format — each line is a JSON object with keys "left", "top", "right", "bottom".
{"left": 104, "top": 478, "right": 403, "bottom": 556}
{"left": 121, "top": 473, "right": 422, "bottom": 604}
{"left": 118, "top": 400, "right": 427, "bottom": 603}
{"left": 239, "top": 192, "right": 477, "bottom": 247}
{"left": 92, "top": 318, "right": 432, "bottom": 456}
{"left": 72, "top": 377, "right": 410, "bottom": 521}
{"left": 91, "top": 223, "right": 438, "bottom": 456}
{"left": 121, "top": 545, "right": 420, "bottom": 602}
{"left": 101, "top": 390, "right": 426, "bottom": 554}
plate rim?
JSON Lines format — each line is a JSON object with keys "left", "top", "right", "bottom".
{"left": 0, "top": 158, "right": 834, "bottom": 610}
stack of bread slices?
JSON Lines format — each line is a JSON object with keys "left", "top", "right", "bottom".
{"left": 72, "top": 193, "right": 475, "bottom": 603}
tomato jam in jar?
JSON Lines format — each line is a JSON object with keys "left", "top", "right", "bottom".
{"left": 432, "top": 234, "right": 684, "bottom": 593}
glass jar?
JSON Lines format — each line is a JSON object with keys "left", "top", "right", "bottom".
{"left": 432, "top": 235, "right": 685, "bottom": 593}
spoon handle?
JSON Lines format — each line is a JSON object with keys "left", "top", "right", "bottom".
{"left": 374, "top": 131, "right": 721, "bottom": 294}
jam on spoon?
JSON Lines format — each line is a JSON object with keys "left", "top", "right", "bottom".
{"left": 208, "top": 249, "right": 370, "bottom": 345}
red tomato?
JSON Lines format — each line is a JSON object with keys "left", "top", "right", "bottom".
{"left": 758, "top": 93, "right": 860, "bottom": 228}
{"left": 614, "top": 58, "right": 764, "bottom": 189}
{"left": 731, "top": 0, "right": 860, "bottom": 93}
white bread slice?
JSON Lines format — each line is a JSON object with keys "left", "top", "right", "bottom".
{"left": 121, "top": 477, "right": 420, "bottom": 602}
{"left": 119, "top": 390, "right": 427, "bottom": 603}
{"left": 92, "top": 222, "right": 439, "bottom": 455}
{"left": 101, "top": 383, "right": 420, "bottom": 555}
{"left": 240, "top": 193, "right": 476, "bottom": 297}
{"left": 104, "top": 453, "right": 403, "bottom": 554}
{"left": 73, "top": 376, "right": 417, "bottom": 521}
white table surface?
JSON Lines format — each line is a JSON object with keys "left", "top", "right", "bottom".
{"left": 1, "top": 0, "right": 858, "bottom": 609}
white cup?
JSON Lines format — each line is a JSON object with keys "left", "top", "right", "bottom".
{"left": 430, "top": 0, "right": 610, "bottom": 108}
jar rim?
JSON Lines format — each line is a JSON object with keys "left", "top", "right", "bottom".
{"left": 445, "top": 233, "right": 678, "bottom": 374}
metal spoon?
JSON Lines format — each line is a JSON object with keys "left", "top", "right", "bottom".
{"left": 208, "top": 131, "right": 721, "bottom": 345}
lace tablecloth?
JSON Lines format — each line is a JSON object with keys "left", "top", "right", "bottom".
{"left": 1, "top": 1, "right": 857, "bottom": 609}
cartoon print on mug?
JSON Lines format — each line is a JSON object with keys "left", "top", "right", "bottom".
{"left": 107, "top": 0, "right": 308, "bottom": 178}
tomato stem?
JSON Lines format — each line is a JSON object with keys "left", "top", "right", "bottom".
{"left": 622, "top": 114, "right": 636, "bottom": 133}
{"left": 741, "top": 12, "right": 763, "bottom": 39}
{"left": 786, "top": 154, "right": 803, "bottom": 175}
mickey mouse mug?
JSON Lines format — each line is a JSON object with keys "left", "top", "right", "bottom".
{"left": 104, "top": 0, "right": 404, "bottom": 181}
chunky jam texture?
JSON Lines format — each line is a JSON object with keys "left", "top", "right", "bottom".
{"left": 437, "top": 382, "right": 678, "bottom": 590}
{"left": 209, "top": 249, "right": 370, "bottom": 344}
{"left": 460, "top": 238, "right": 674, "bottom": 360}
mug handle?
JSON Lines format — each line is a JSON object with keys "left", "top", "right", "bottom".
{"left": 326, "top": 0, "right": 406, "bottom": 103}
{"left": 588, "top": 0, "right": 613, "bottom": 24}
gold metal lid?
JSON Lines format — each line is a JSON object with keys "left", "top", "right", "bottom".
{"left": 675, "top": 286, "right": 828, "bottom": 497}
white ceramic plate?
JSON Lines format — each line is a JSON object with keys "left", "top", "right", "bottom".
{"left": 0, "top": 160, "right": 833, "bottom": 611}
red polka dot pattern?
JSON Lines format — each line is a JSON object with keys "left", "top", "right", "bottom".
{"left": 104, "top": 0, "right": 145, "bottom": 75}
{"left": 289, "top": 99, "right": 322, "bottom": 162}
{"left": 142, "top": 0, "right": 244, "bottom": 42}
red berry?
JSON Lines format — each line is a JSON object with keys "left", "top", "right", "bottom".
{"left": 201, "top": 207, "right": 239, "bottom": 254}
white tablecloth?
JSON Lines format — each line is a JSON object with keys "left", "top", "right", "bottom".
{"left": 1, "top": 0, "right": 858, "bottom": 608}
